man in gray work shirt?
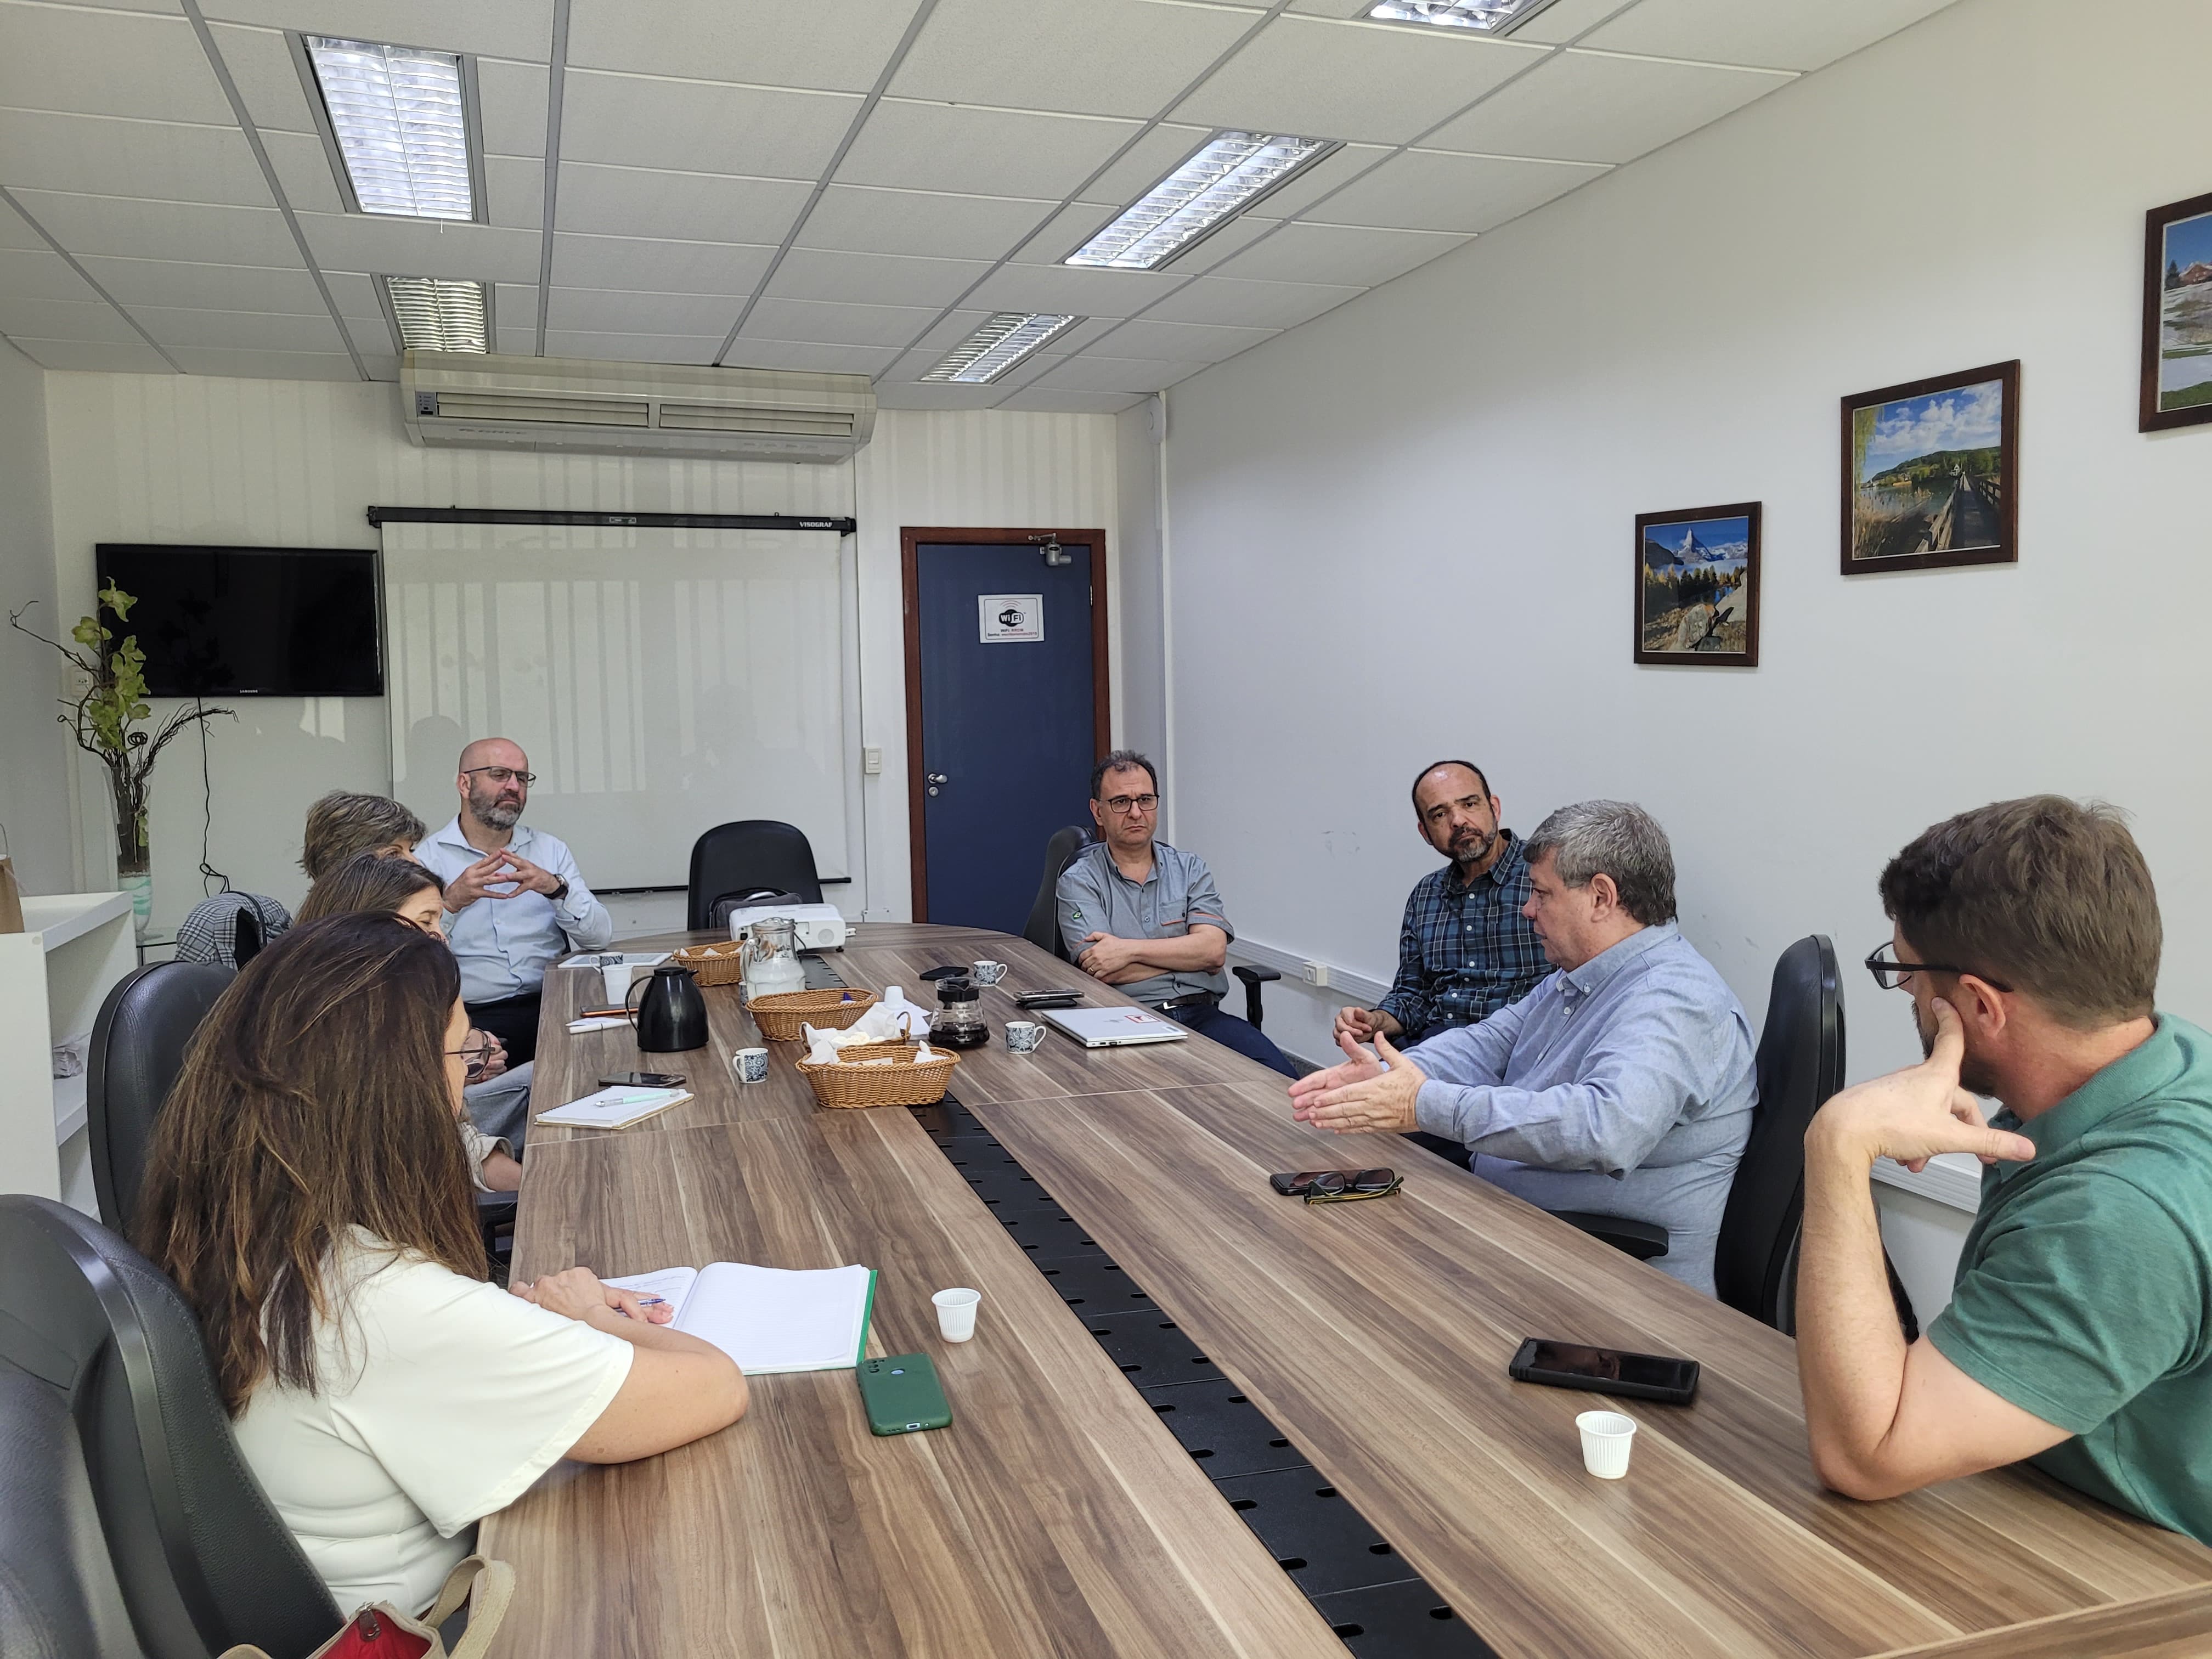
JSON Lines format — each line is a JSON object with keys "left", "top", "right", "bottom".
{"left": 1290, "top": 799, "right": 1754, "bottom": 1294}
{"left": 1058, "top": 749, "right": 1299, "bottom": 1079}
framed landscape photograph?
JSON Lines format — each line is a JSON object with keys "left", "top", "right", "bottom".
{"left": 1634, "top": 501, "right": 1760, "bottom": 667}
{"left": 2143, "top": 190, "right": 2212, "bottom": 432}
{"left": 1841, "top": 360, "right": 2019, "bottom": 576}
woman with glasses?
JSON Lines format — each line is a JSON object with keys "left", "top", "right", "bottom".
{"left": 133, "top": 913, "right": 747, "bottom": 1615}
{"left": 300, "top": 852, "right": 527, "bottom": 1187}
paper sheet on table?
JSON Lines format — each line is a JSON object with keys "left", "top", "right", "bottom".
{"left": 603, "top": 1262, "right": 876, "bottom": 1373}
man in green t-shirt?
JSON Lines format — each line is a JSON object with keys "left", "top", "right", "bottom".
{"left": 1797, "top": 795, "right": 2212, "bottom": 1545}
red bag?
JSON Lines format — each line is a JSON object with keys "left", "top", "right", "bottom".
{"left": 220, "top": 1556, "right": 513, "bottom": 1659}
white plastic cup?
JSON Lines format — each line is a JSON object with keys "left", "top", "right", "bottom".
{"left": 601, "top": 962, "right": 634, "bottom": 1006}
{"left": 1576, "top": 1410, "right": 1637, "bottom": 1479}
{"left": 733, "top": 1047, "right": 770, "bottom": 1084}
{"left": 1004, "top": 1020, "right": 1046, "bottom": 1053}
{"left": 933, "top": 1287, "right": 981, "bottom": 1342}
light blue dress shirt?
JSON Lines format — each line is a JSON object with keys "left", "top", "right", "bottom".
{"left": 1406, "top": 922, "right": 1757, "bottom": 1295}
{"left": 418, "top": 816, "right": 614, "bottom": 1005}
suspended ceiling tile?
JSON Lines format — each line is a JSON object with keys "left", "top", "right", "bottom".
{"left": 890, "top": 0, "right": 1261, "bottom": 120}
{"left": 1581, "top": 0, "right": 1962, "bottom": 72}
{"left": 766, "top": 247, "right": 994, "bottom": 309}
{"left": 11, "top": 190, "right": 301, "bottom": 266}
{"left": 738, "top": 296, "right": 940, "bottom": 347}
{"left": 837, "top": 101, "right": 1141, "bottom": 201}
{"left": 1144, "top": 274, "right": 1364, "bottom": 329}
{"left": 1157, "top": 211, "right": 1283, "bottom": 276}
{"left": 1048, "top": 317, "right": 1137, "bottom": 353}
{"left": 900, "top": 308, "right": 993, "bottom": 356}
{"left": 1093, "top": 315, "right": 1275, "bottom": 361}
{"left": 296, "top": 212, "right": 544, "bottom": 282}
{"left": 196, "top": 0, "right": 554, "bottom": 62}
{"left": 964, "top": 262, "right": 1184, "bottom": 313}
{"left": 80, "top": 254, "right": 323, "bottom": 312}
{"left": 994, "top": 385, "right": 1147, "bottom": 413}
{"left": 478, "top": 59, "right": 550, "bottom": 158}
{"left": 539, "top": 329, "right": 723, "bottom": 363}
{"left": 1307, "top": 148, "right": 1604, "bottom": 232}
{"left": 547, "top": 286, "right": 744, "bottom": 335}
{"left": 0, "top": 5, "right": 235, "bottom": 124}
{"left": 494, "top": 323, "right": 536, "bottom": 354}
{"left": 0, "top": 296, "right": 143, "bottom": 343}
{"left": 1028, "top": 353, "right": 1203, "bottom": 393}
{"left": 719, "top": 338, "right": 904, "bottom": 375}
{"left": 552, "top": 163, "right": 811, "bottom": 245}
{"left": 9, "top": 336, "right": 177, "bottom": 371}
{"left": 205, "top": 22, "right": 314, "bottom": 136}
{"left": 0, "top": 111, "right": 273, "bottom": 207}
{"left": 360, "top": 351, "right": 399, "bottom": 381}
{"left": 797, "top": 184, "right": 1051, "bottom": 261}
{"left": 550, "top": 230, "right": 777, "bottom": 295}
{"left": 492, "top": 280, "right": 538, "bottom": 329}
{"left": 484, "top": 156, "right": 545, "bottom": 231}
{"left": 1204, "top": 218, "right": 1467, "bottom": 285}
{"left": 871, "top": 381, "right": 1006, "bottom": 409}
{"left": 323, "top": 269, "right": 383, "bottom": 318}
{"left": 0, "top": 246, "right": 101, "bottom": 302}
{"left": 134, "top": 304, "right": 349, "bottom": 351}
{"left": 1424, "top": 48, "right": 1792, "bottom": 163}
{"left": 1081, "top": 121, "right": 1218, "bottom": 206}
{"left": 1243, "top": 142, "right": 1396, "bottom": 222}
{"left": 0, "top": 199, "right": 49, "bottom": 250}
{"left": 342, "top": 313, "right": 392, "bottom": 357}
{"left": 1171, "top": 14, "right": 1547, "bottom": 145}
{"left": 259, "top": 128, "right": 348, "bottom": 215}
{"left": 565, "top": 0, "right": 923, "bottom": 92}
{"left": 559, "top": 71, "right": 859, "bottom": 179}
{"left": 22, "top": 0, "right": 180, "bottom": 14}
{"left": 169, "top": 345, "right": 360, "bottom": 377}
{"left": 1009, "top": 202, "right": 1120, "bottom": 266}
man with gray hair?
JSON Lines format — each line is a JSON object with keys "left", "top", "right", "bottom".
{"left": 1290, "top": 800, "right": 1755, "bottom": 1294}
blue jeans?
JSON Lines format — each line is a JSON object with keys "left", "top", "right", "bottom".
{"left": 1173, "top": 1002, "right": 1300, "bottom": 1080}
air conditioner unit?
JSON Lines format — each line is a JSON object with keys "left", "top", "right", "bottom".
{"left": 399, "top": 351, "right": 876, "bottom": 462}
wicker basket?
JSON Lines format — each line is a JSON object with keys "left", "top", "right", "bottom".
{"left": 798, "top": 1040, "right": 958, "bottom": 1109}
{"left": 749, "top": 986, "right": 879, "bottom": 1042}
{"left": 669, "top": 941, "right": 748, "bottom": 988}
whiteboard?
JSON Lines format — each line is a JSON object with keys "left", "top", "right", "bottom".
{"left": 381, "top": 520, "right": 851, "bottom": 890}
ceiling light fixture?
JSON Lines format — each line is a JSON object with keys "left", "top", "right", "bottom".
{"left": 1362, "top": 0, "right": 1564, "bottom": 33}
{"left": 1065, "top": 132, "right": 1338, "bottom": 271}
{"left": 302, "top": 35, "right": 478, "bottom": 219}
{"left": 921, "top": 313, "right": 1082, "bottom": 383}
{"left": 382, "top": 276, "right": 492, "bottom": 352}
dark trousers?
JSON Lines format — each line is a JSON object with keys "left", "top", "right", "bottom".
{"left": 1174, "top": 1002, "right": 1301, "bottom": 1080}
{"left": 466, "top": 992, "right": 544, "bottom": 1066}
{"left": 1404, "top": 1130, "right": 1472, "bottom": 1169}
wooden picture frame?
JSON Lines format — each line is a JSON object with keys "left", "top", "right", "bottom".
{"left": 2142, "top": 189, "right": 2212, "bottom": 433}
{"left": 1841, "top": 359, "right": 2019, "bottom": 575}
{"left": 1633, "top": 501, "right": 1760, "bottom": 667}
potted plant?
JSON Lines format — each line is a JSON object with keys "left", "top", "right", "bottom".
{"left": 10, "top": 583, "right": 232, "bottom": 938}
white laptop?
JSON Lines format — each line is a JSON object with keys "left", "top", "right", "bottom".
{"left": 1042, "top": 1006, "right": 1192, "bottom": 1048}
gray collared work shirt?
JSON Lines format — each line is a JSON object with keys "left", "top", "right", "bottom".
{"left": 1406, "top": 922, "right": 1757, "bottom": 1296}
{"left": 1056, "top": 840, "right": 1233, "bottom": 1007}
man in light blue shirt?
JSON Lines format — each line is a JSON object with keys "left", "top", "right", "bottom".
{"left": 1291, "top": 800, "right": 1755, "bottom": 1294}
{"left": 416, "top": 737, "right": 612, "bottom": 1064}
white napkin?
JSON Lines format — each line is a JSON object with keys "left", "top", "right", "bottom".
{"left": 801, "top": 1024, "right": 847, "bottom": 1065}
{"left": 915, "top": 1040, "right": 939, "bottom": 1063}
{"left": 856, "top": 985, "right": 932, "bottom": 1038}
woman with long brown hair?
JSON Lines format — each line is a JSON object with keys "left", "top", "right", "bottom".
{"left": 134, "top": 913, "right": 746, "bottom": 1615}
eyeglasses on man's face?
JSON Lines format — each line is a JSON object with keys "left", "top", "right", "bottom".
{"left": 1101, "top": 793, "right": 1159, "bottom": 816}
{"left": 462, "top": 765, "right": 535, "bottom": 787}
{"left": 1864, "top": 945, "right": 2013, "bottom": 994}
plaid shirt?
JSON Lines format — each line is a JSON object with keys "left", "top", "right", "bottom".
{"left": 1375, "top": 832, "right": 1548, "bottom": 1041}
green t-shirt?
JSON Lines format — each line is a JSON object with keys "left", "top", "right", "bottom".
{"left": 1927, "top": 1013, "right": 2212, "bottom": 1545}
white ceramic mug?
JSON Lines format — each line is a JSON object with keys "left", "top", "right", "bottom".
{"left": 1004, "top": 1020, "right": 1046, "bottom": 1053}
{"left": 732, "top": 1047, "right": 770, "bottom": 1084}
{"left": 970, "top": 960, "right": 1008, "bottom": 986}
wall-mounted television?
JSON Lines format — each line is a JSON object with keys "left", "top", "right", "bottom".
{"left": 94, "top": 544, "right": 383, "bottom": 697}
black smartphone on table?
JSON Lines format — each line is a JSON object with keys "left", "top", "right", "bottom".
{"left": 1509, "top": 1338, "right": 1700, "bottom": 1405}
{"left": 599, "top": 1071, "right": 687, "bottom": 1088}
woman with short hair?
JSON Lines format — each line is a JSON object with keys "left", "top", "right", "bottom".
{"left": 300, "top": 791, "right": 427, "bottom": 883}
{"left": 134, "top": 914, "right": 746, "bottom": 1615}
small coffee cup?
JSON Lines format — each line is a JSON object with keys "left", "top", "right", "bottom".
{"left": 732, "top": 1047, "right": 770, "bottom": 1084}
{"left": 970, "top": 960, "right": 1008, "bottom": 986}
{"left": 601, "top": 962, "right": 635, "bottom": 1005}
{"left": 933, "top": 1287, "right": 981, "bottom": 1342}
{"left": 1576, "top": 1410, "right": 1637, "bottom": 1479}
{"left": 1004, "top": 1020, "right": 1046, "bottom": 1054}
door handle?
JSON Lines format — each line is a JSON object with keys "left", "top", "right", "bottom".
{"left": 926, "top": 772, "right": 949, "bottom": 785}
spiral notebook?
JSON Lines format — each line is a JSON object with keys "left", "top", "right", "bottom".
{"left": 602, "top": 1262, "right": 877, "bottom": 1374}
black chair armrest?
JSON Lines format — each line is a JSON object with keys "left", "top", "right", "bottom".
{"left": 475, "top": 1192, "right": 518, "bottom": 1267}
{"left": 1230, "top": 964, "right": 1282, "bottom": 1030}
{"left": 1548, "top": 1210, "right": 1669, "bottom": 1261}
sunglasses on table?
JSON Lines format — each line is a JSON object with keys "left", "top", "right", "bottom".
{"left": 1270, "top": 1168, "right": 1403, "bottom": 1203}
{"left": 1863, "top": 945, "right": 2013, "bottom": 994}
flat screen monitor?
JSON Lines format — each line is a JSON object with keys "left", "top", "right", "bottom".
{"left": 94, "top": 544, "right": 383, "bottom": 697}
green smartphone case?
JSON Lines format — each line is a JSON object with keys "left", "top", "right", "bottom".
{"left": 857, "top": 1353, "right": 952, "bottom": 1436}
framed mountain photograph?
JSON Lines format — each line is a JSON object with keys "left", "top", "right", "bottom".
{"left": 2143, "top": 189, "right": 2212, "bottom": 432}
{"left": 1634, "top": 501, "right": 1760, "bottom": 667}
{"left": 1841, "top": 360, "right": 2019, "bottom": 575}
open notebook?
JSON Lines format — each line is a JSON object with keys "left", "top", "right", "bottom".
{"left": 534, "top": 1085, "right": 693, "bottom": 1130}
{"left": 602, "top": 1262, "right": 876, "bottom": 1374}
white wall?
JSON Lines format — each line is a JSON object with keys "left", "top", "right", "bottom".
{"left": 41, "top": 374, "right": 1119, "bottom": 930}
{"left": 1161, "top": 0, "right": 2212, "bottom": 1318}
{"left": 0, "top": 339, "right": 72, "bottom": 894}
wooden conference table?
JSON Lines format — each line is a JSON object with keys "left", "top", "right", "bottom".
{"left": 484, "top": 924, "right": 2212, "bottom": 1659}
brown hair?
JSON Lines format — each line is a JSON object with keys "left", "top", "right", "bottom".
{"left": 300, "top": 792, "right": 427, "bottom": 882}
{"left": 1880, "top": 795, "right": 2160, "bottom": 1029}
{"left": 295, "top": 852, "right": 444, "bottom": 926}
{"left": 133, "top": 913, "right": 481, "bottom": 1415}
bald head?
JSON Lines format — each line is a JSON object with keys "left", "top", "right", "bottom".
{"left": 456, "top": 737, "right": 531, "bottom": 834}
{"left": 459, "top": 737, "right": 527, "bottom": 774}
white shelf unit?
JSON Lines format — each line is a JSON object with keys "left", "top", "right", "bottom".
{"left": 0, "top": 891, "right": 137, "bottom": 1213}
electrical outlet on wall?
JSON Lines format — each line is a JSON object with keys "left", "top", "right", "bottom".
{"left": 1301, "top": 961, "right": 1329, "bottom": 988}
{"left": 862, "top": 747, "right": 883, "bottom": 775}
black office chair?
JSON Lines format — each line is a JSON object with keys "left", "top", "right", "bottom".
{"left": 687, "top": 820, "right": 825, "bottom": 930}
{"left": 88, "top": 962, "right": 235, "bottom": 1237}
{"left": 0, "top": 1195, "right": 341, "bottom": 1659}
{"left": 1023, "top": 825, "right": 1091, "bottom": 960}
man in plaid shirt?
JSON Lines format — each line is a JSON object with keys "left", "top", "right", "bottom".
{"left": 1335, "top": 761, "right": 1547, "bottom": 1047}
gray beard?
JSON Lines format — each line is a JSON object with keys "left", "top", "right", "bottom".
{"left": 475, "top": 797, "right": 522, "bottom": 831}
{"left": 1452, "top": 828, "right": 1499, "bottom": 871}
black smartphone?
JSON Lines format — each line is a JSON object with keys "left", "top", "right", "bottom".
{"left": 857, "top": 1353, "right": 952, "bottom": 1436}
{"left": 1508, "top": 1338, "right": 1700, "bottom": 1406}
{"left": 599, "top": 1071, "right": 686, "bottom": 1088}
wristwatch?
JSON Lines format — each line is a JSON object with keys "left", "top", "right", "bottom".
{"left": 548, "top": 878, "right": 570, "bottom": 903}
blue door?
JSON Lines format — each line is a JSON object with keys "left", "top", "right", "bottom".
{"left": 911, "top": 536, "right": 1102, "bottom": 932}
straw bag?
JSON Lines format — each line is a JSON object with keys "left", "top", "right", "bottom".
{"left": 218, "top": 1556, "right": 514, "bottom": 1659}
